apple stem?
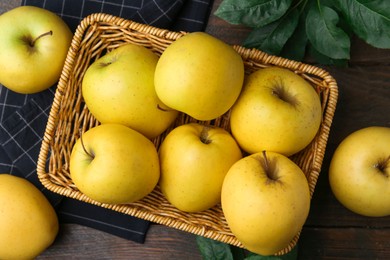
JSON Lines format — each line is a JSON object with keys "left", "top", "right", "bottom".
{"left": 375, "top": 155, "right": 390, "bottom": 177}
{"left": 79, "top": 130, "right": 94, "bottom": 159}
{"left": 261, "top": 150, "right": 278, "bottom": 181}
{"left": 262, "top": 150, "right": 270, "bottom": 172}
{"left": 200, "top": 126, "right": 212, "bottom": 144}
{"left": 30, "top": 30, "right": 53, "bottom": 47}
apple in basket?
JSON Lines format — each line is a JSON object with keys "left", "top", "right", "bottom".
{"left": 82, "top": 43, "right": 178, "bottom": 139}
{"left": 0, "top": 174, "right": 59, "bottom": 259}
{"left": 158, "top": 123, "right": 242, "bottom": 212}
{"left": 154, "top": 32, "right": 245, "bottom": 121}
{"left": 230, "top": 67, "right": 322, "bottom": 156}
{"left": 221, "top": 151, "right": 311, "bottom": 256}
{"left": 69, "top": 124, "right": 160, "bottom": 204}
{"left": 329, "top": 126, "right": 390, "bottom": 217}
{"left": 0, "top": 6, "right": 72, "bottom": 94}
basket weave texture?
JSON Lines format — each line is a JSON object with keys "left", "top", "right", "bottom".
{"left": 37, "top": 13, "right": 338, "bottom": 255}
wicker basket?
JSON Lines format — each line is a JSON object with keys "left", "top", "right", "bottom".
{"left": 37, "top": 13, "right": 338, "bottom": 255}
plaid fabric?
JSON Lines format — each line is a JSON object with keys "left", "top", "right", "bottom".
{"left": 23, "top": 0, "right": 212, "bottom": 32}
{"left": 0, "top": 0, "right": 213, "bottom": 243}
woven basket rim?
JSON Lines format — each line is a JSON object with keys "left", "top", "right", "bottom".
{"left": 36, "top": 12, "right": 338, "bottom": 255}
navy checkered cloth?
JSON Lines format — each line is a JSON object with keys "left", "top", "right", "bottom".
{"left": 0, "top": 0, "right": 213, "bottom": 243}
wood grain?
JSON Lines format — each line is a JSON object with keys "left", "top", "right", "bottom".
{"left": 2, "top": 0, "right": 390, "bottom": 259}
{"left": 299, "top": 227, "right": 390, "bottom": 259}
{"left": 38, "top": 224, "right": 202, "bottom": 260}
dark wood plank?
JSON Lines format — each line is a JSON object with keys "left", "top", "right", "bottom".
{"left": 38, "top": 224, "right": 202, "bottom": 259}
{"left": 299, "top": 227, "right": 390, "bottom": 259}
{"left": 0, "top": 0, "right": 21, "bottom": 13}
{"left": 204, "top": 1, "right": 254, "bottom": 46}
{"left": 349, "top": 37, "right": 390, "bottom": 65}
{"left": 2, "top": 1, "right": 390, "bottom": 259}
{"left": 306, "top": 65, "right": 390, "bottom": 228}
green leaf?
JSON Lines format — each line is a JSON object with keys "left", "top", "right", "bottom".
{"left": 308, "top": 43, "right": 348, "bottom": 67}
{"left": 214, "top": 0, "right": 293, "bottom": 28}
{"left": 305, "top": 4, "right": 350, "bottom": 59}
{"left": 243, "top": 9, "right": 299, "bottom": 56}
{"left": 279, "top": 14, "right": 308, "bottom": 61}
{"left": 230, "top": 245, "right": 247, "bottom": 260}
{"left": 196, "top": 236, "right": 234, "bottom": 260}
{"left": 244, "top": 244, "right": 298, "bottom": 260}
{"left": 333, "top": 0, "right": 390, "bottom": 48}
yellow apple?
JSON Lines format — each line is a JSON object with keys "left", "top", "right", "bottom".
{"left": 0, "top": 174, "right": 59, "bottom": 259}
{"left": 82, "top": 43, "right": 178, "bottom": 139}
{"left": 158, "top": 123, "right": 242, "bottom": 212}
{"left": 329, "top": 126, "right": 390, "bottom": 217}
{"left": 0, "top": 6, "right": 73, "bottom": 94}
{"left": 69, "top": 124, "right": 160, "bottom": 204}
{"left": 221, "top": 151, "right": 311, "bottom": 256}
{"left": 230, "top": 67, "right": 322, "bottom": 156}
{"left": 154, "top": 32, "right": 245, "bottom": 121}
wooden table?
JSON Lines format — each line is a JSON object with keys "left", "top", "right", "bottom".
{"left": 2, "top": 1, "right": 390, "bottom": 259}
